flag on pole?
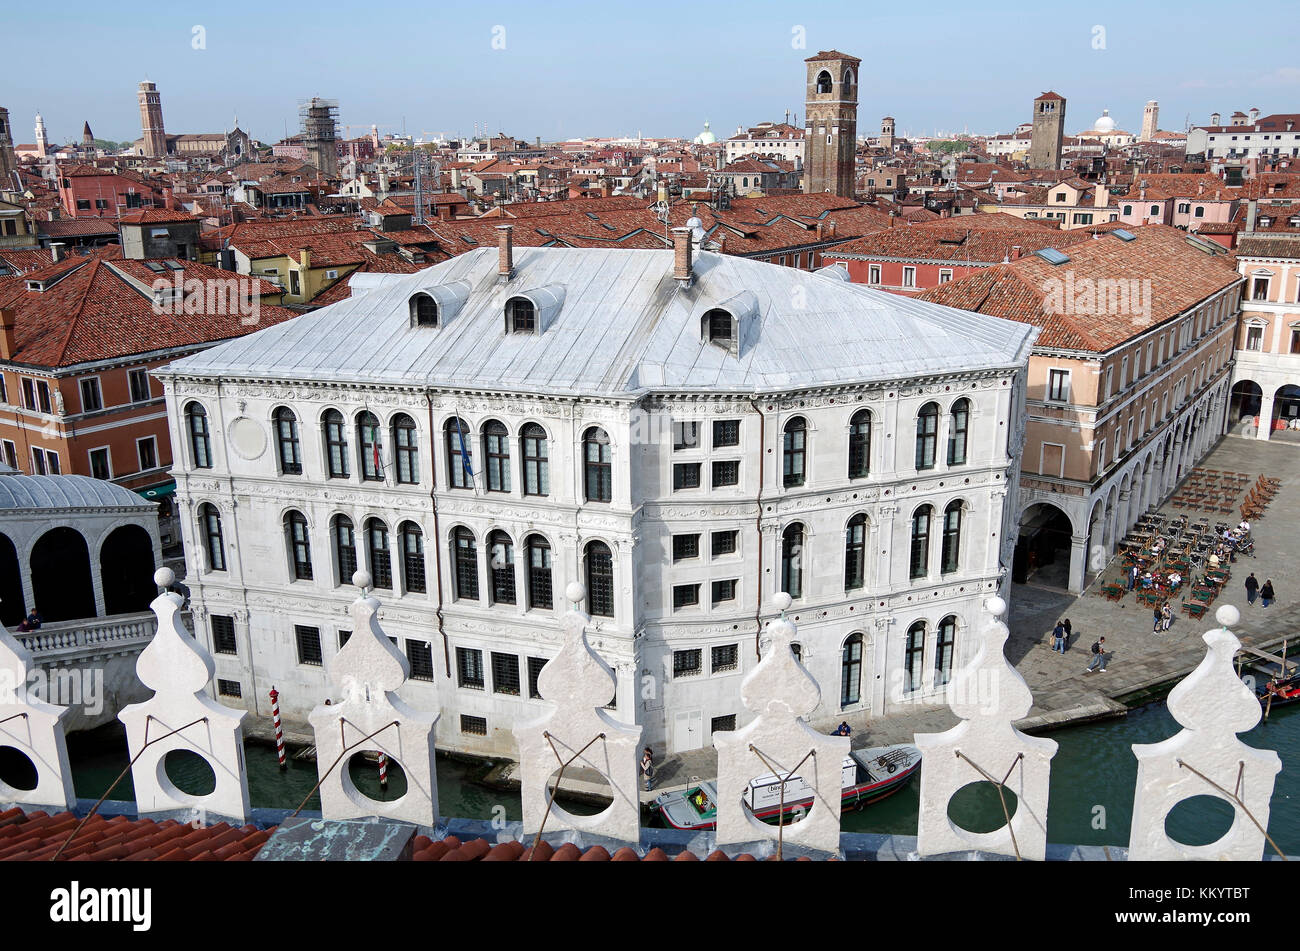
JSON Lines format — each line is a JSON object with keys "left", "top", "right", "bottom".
{"left": 454, "top": 414, "right": 476, "bottom": 491}
{"left": 371, "top": 418, "right": 385, "bottom": 480}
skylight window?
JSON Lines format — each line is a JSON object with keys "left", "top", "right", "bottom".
{"left": 460, "top": 235, "right": 477, "bottom": 245}
{"left": 144, "top": 261, "right": 167, "bottom": 272}
{"left": 1113, "top": 229, "right": 1137, "bottom": 242}
{"left": 1034, "top": 248, "right": 1071, "bottom": 265}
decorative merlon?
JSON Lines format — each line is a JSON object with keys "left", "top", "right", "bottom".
{"left": 0, "top": 619, "right": 75, "bottom": 810}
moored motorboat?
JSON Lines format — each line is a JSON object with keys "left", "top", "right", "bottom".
{"left": 651, "top": 743, "right": 921, "bottom": 832}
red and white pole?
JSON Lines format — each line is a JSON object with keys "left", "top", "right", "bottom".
{"left": 270, "top": 686, "right": 286, "bottom": 770}
{"left": 378, "top": 752, "right": 389, "bottom": 788}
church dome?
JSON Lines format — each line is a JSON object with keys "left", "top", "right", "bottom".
{"left": 693, "top": 121, "right": 717, "bottom": 146}
{"left": 1094, "top": 110, "right": 1116, "bottom": 133}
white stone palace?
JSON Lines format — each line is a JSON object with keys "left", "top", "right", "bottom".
{"left": 153, "top": 228, "right": 1037, "bottom": 756}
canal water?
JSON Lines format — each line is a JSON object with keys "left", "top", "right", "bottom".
{"left": 61, "top": 701, "right": 1297, "bottom": 852}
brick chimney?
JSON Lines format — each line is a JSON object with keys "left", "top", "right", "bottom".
{"left": 1246, "top": 199, "right": 1258, "bottom": 232}
{"left": 50, "top": 243, "right": 65, "bottom": 263}
{"left": 1011, "top": 245, "right": 1022, "bottom": 260}
{"left": 299, "top": 249, "right": 311, "bottom": 270}
{"left": 497, "top": 225, "right": 514, "bottom": 281}
{"left": 0, "top": 308, "right": 16, "bottom": 360}
{"left": 672, "top": 227, "right": 693, "bottom": 285}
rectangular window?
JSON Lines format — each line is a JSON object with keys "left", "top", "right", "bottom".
{"left": 491, "top": 652, "right": 521, "bottom": 695}
{"left": 711, "top": 714, "right": 737, "bottom": 735}
{"left": 1291, "top": 327, "right": 1300, "bottom": 355}
{"left": 672, "top": 463, "right": 701, "bottom": 490}
{"left": 128, "top": 368, "right": 151, "bottom": 403}
{"left": 672, "top": 584, "right": 700, "bottom": 609}
{"left": 89, "top": 447, "right": 111, "bottom": 480}
{"left": 0, "top": 376, "right": 6, "bottom": 404}
{"left": 457, "top": 647, "right": 485, "bottom": 690}
{"left": 527, "top": 656, "right": 548, "bottom": 700}
{"left": 79, "top": 378, "right": 102, "bottom": 413}
{"left": 30, "top": 448, "right": 45, "bottom": 475}
{"left": 2, "top": 441, "right": 16, "bottom": 470}
{"left": 460, "top": 715, "right": 487, "bottom": 736}
{"left": 294, "top": 625, "right": 323, "bottom": 666}
{"left": 1105, "top": 367, "right": 1114, "bottom": 397}
{"left": 36, "top": 380, "right": 51, "bottom": 414}
{"left": 711, "top": 460, "right": 739, "bottom": 488}
{"left": 406, "top": 639, "right": 434, "bottom": 681}
{"left": 20, "top": 378, "right": 34, "bottom": 410}
{"left": 673, "top": 649, "right": 702, "bottom": 678}
{"left": 137, "top": 436, "right": 158, "bottom": 472}
{"left": 868, "top": 264, "right": 881, "bottom": 284}
{"left": 672, "top": 421, "right": 700, "bottom": 450}
{"left": 902, "top": 266, "right": 916, "bottom": 288}
{"left": 1245, "top": 326, "right": 1263, "bottom": 351}
{"left": 938, "top": 269, "right": 952, "bottom": 284}
{"left": 712, "top": 530, "right": 739, "bottom": 557}
{"left": 1252, "top": 277, "right": 1269, "bottom": 301}
{"left": 711, "top": 579, "right": 737, "bottom": 605}
{"left": 211, "top": 615, "right": 237, "bottom": 655}
{"left": 672, "top": 534, "right": 700, "bottom": 561}
{"left": 711, "top": 643, "right": 739, "bottom": 672}
{"left": 217, "top": 679, "right": 242, "bottom": 699}
{"left": 712, "top": 419, "right": 740, "bottom": 447}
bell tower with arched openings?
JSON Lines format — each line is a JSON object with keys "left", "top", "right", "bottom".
{"left": 803, "top": 50, "right": 860, "bottom": 197}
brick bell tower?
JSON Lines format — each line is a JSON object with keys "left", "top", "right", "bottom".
{"left": 803, "top": 50, "right": 860, "bottom": 197}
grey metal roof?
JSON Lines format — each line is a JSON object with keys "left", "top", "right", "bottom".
{"left": 0, "top": 475, "right": 156, "bottom": 511}
{"left": 160, "top": 248, "right": 1038, "bottom": 397}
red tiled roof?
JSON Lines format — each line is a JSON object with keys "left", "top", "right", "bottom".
{"left": 37, "top": 218, "right": 120, "bottom": 237}
{"left": 0, "top": 807, "right": 273, "bottom": 861}
{"left": 409, "top": 834, "right": 821, "bottom": 862}
{"left": 117, "top": 209, "right": 197, "bottom": 225}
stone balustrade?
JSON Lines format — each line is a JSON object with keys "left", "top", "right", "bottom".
{"left": 17, "top": 612, "right": 160, "bottom": 660}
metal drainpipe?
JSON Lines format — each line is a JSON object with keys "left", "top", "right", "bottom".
{"left": 749, "top": 396, "right": 766, "bottom": 659}
{"left": 425, "top": 392, "right": 450, "bottom": 676}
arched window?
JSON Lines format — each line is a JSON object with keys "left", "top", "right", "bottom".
{"left": 935, "top": 616, "right": 956, "bottom": 687}
{"left": 841, "top": 632, "right": 862, "bottom": 707}
{"left": 703, "top": 308, "right": 735, "bottom": 350}
{"left": 333, "top": 515, "right": 357, "bottom": 584}
{"left": 905, "top": 621, "right": 926, "bottom": 693}
{"left": 445, "top": 417, "right": 473, "bottom": 489}
{"left": 452, "top": 527, "right": 479, "bottom": 601}
{"left": 947, "top": 398, "right": 969, "bottom": 466}
{"left": 941, "top": 501, "right": 963, "bottom": 574}
{"left": 1123, "top": 204, "right": 1133, "bottom": 215}
{"left": 400, "top": 521, "right": 425, "bottom": 593}
{"left": 483, "top": 420, "right": 510, "bottom": 493}
{"left": 909, "top": 505, "right": 932, "bottom": 579}
{"left": 583, "top": 427, "right": 612, "bottom": 503}
{"left": 848, "top": 409, "right": 871, "bottom": 478}
{"left": 915, "top": 402, "right": 939, "bottom": 470}
{"left": 844, "top": 514, "right": 867, "bottom": 590}
{"left": 585, "top": 541, "right": 614, "bottom": 617}
{"left": 783, "top": 417, "right": 806, "bottom": 488}
{"left": 409, "top": 293, "right": 438, "bottom": 327}
{"left": 781, "top": 522, "right": 804, "bottom": 598}
{"left": 357, "top": 411, "right": 382, "bottom": 482}
{"left": 186, "top": 402, "right": 211, "bottom": 469}
{"left": 323, "top": 409, "right": 349, "bottom": 479}
{"left": 367, "top": 518, "right": 391, "bottom": 589}
{"left": 1149, "top": 204, "right": 1160, "bottom": 217}
{"left": 521, "top": 423, "right": 549, "bottom": 496}
{"left": 274, "top": 407, "right": 302, "bottom": 475}
{"left": 200, "top": 503, "right": 225, "bottom": 572}
{"left": 815, "top": 70, "right": 833, "bottom": 94}
{"left": 507, "top": 297, "right": 536, "bottom": 333}
{"left": 526, "top": 534, "right": 552, "bottom": 609}
{"left": 488, "top": 530, "right": 516, "bottom": 604}
{"left": 286, "top": 510, "right": 312, "bottom": 580}
{"left": 392, "top": 414, "right": 419, "bottom": 485}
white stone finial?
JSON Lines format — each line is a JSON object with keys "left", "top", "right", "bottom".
{"left": 154, "top": 567, "right": 175, "bottom": 588}
{"left": 565, "top": 581, "right": 586, "bottom": 605}
{"left": 352, "top": 569, "right": 372, "bottom": 591}
{"left": 914, "top": 592, "right": 1057, "bottom": 860}
{"left": 119, "top": 582, "right": 250, "bottom": 822}
{"left": 1128, "top": 622, "right": 1281, "bottom": 860}
{"left": 1215, "top": 604, "right": 1240, "bottom": 629}
{"left": 772, "top": 592, "right": 793, "bottom": 613}
{"left": 308, "top": 585, "right": 438, "bottom": 825}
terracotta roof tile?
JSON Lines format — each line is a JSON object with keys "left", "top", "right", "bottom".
{"left": 0, "top": 810, "right": 273, "bottom": 861}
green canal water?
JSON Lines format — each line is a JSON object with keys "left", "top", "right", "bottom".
{"left": 62, "top": 702, "right": 1297, "bottom": 851}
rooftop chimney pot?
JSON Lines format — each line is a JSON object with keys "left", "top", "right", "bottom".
{"left": 672, "top": 227, "right": 693, "bottom": 285}
{"left": 497, "top": 224, "right": 514, "bottom": 281}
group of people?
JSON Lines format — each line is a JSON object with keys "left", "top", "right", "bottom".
{"left": 1051, "top": 620, "right": 1111, "bottom": 673}
{"left": 1152, "top": 601, "right": 1173, "bottom": 633}
{"left": 1244, "top": 573, "right": 1277, "bottom": 607}
{"left": 1051, "top": 618, "right": 1073, "bottom": 653}
{"left": 14, "top": 611, "right": 41, "bottom": 632}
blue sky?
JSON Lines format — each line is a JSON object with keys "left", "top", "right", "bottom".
{"left": 6, "top": 0, "right": 1296, "bottom": 146}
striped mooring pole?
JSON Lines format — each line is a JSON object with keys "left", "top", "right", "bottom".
{"left": 270, "top": 686, "right": 286, "bottom": 770}
{"left": 378, "top": 752, "right": 389, "bottom": 788}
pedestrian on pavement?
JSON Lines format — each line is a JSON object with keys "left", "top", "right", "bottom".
{"left": 1051, "top": 620, "right": 1064, "bottom": 653}
{"left": 1161, "top": 601, "right": 1172, "bottom": 631}
{"left": 835, "top": 721, "right": 851, "bottom": 736}
{"left": 1261, "top": 579, "right": 1276, "bottom": 608}
{"left": 1085, "top": 637, "right": 1108, "bottom": 673}
{"left": 1062, "top": 618, "right": 1072, "bottom": 652}
{"left": 640, "top": 746, "right": 654, "bottom": 792}
{"left": 1152, "top": 604, "right": 1162, "bottom": 633}
{"left": 1245, "top": 573, "right": 1260, "bottom": 605}
{"left": 1127, "top": 564, "right": 1139, "bottom": 590}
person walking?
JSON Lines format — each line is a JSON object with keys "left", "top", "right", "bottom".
{"left": 1051, "top": 620, "right": 1065, "bottom": 653}
{"left": 1245, "top": 573, "right": 1260, "bottom": 605}
{"left": 639, "top": 746, "right": 655, "bottom": 793}
{"left": 1127, "top": 563, "right": 1139, "bottom": 590}
{"left": 1161, "top": 601, "right": 1172, "bottom": 631}
{"left": 1153, "top": 604, "right": 1163, "bottom": 634}
{"left": 1062, "top": 618, "right": 1072, "bottom": 652}
{"left": 1085, "top": 637, "right": 1108, "bottom": 673}
{"left": 1261, "top": 579, "right": 1276, "bottom": 608}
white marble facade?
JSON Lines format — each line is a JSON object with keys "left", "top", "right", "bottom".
{"left": 156, "top": 246, "right": 1035, "bottom": 756}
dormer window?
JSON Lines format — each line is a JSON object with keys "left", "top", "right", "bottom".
{"left": 507, "top": 297, "right": 536, "bottom": 333}
{"left": 409, "top": 293, "right": 438, "bottom": 327}
{"left": 703, "top": 308, "right": 736, "bottom": 352}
